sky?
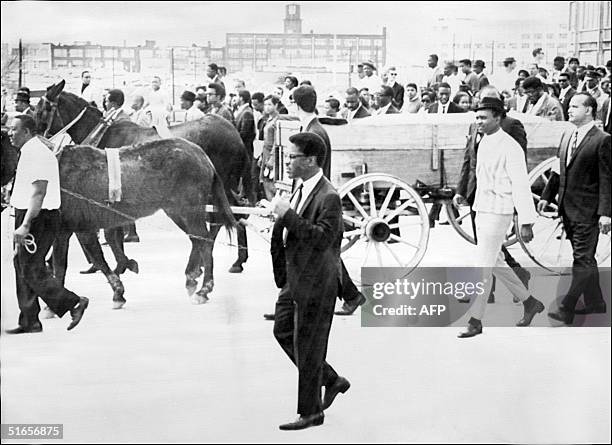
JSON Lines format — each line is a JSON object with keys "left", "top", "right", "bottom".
{"left": 1, "top": 1, "right": 569, "bottom": 64}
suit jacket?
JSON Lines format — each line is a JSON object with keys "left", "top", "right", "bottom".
{"left": 234, "top": 105, "right": 256, "bottom": 156}
{"left": 559, "top": 87, "right": 576, "bottom": 121}
{"left": 342, "top": 105, "right": 371, "bottom": 120}
{"left": 456, "top": 116, "right": 527, "bottom": 206}
{"left": 306, "top": 118, "right": 332, "bottom": 178}
{"left": 391, "top": 82, "right": 405, "bottom": 110}
{"left": 542, "top": 125, "right": 611, "bottom": 222}
{"left": 428, "top": 101, "right": 465, "bottom": 114}
{"left": 270, "top": 176, "right": 343, "bottom": 303}
{"left": 602, "top": 96, "right": 611, "bottom": 135}
{"left": 476, "top": 73, "right": 489, "bottom": 92}
{"left": 210, "top": 104, "right": 234, "bottom": 124}
{"left": 530, "top": 93, "right": 564, "bottom": 121}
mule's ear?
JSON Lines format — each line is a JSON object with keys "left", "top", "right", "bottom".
{"left": 47, "top": 80, "right": 66, "bottom": 100}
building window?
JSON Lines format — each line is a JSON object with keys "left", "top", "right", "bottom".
{"left": 546, "top": 33, "right": 555, "bottom": 39}
{"left": 256, "top": 37, "right": 268, "bottom": 45}
{"left": 522, "top": 43, "right": 530, "bottom": 49}
{"left": 301, "top": 38, "right": 311, "bottom": 46}
{"left": 85, "top": 48, "right": 99, "bottom": 58}
{"left": 374, "top": 39, "right": 383, "bottom": 47}
{"left": 315, "top": 38, "right": 328, "bottom": 47}
{"left": 534, "top": 33, "right": 543, "bottom": 39}
{"left": 121, "top": 49, "right": 134, "bottom": 58}
{"left": 242, "top": 48, "right": 253, "bottom": 57}
{"left": 54, "top": 48, "right": 68, "bottom": 57}
{"left": 286, "top": 37, "right": 298, "bottom": 46}
{"left": 547, "top": 42, "right": 556, "bottom": 48}
{"left": 104, "top": 49, "right": 115, "bottom": 58}
{"left": 521, "top": 34, "right": 530, "bottom": 40}
{"left": 70, "top": 49, "right": 84, "bottom": 57}
{"left": 360, "top": 39, "right": 371, "bottom": 47}
{"left": 509, "top": 43, "right": 517, "bottom": 49}
{"left": 228, "top": 48, "right": 239, "bottom": 57}
{"left": 256, "top": 49, "right": 267, "bottom": 57}
{"left": 228, "top": 36, "right": 240, "bottom": 45}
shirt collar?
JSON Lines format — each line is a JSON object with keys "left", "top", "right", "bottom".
{"left": 300, "top": 169, "right": 323, "bottom": 197}
{"left": 237, "top": 103, "right": 249, "bottom": 113}
{"left": 560, "top": 85, "right": 572, "bottom": 95}
{"left": 378, "top": 103, "right": 392, "bottom": 114}
{"left": 301, "top": 114, "right": 317, "bottom": 129}
{"left": 575, "top": 121, "right": 595, "bottom": 140}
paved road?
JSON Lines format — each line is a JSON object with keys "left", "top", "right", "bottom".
{"left": 1, "top": 210, "right": 610, "bottom": 443}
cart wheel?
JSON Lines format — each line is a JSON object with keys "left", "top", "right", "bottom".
{"left": 517, "top": 157, "right": 611, "bottom": 272}
{"left": 339, "top": 174, "right": 430, "bottom": 277}
{"left": 445, "top": 201, "right": 518, "bottom": 247}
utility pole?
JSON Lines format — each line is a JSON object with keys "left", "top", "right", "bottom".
{"left": 18, "top": 39, "right": 23, "bottom": 88}
{"left": 491, "top": 40, "right": 495, "bottom": 75}
{"left": 170, "top": 47, "right": 175, "bottom": 106}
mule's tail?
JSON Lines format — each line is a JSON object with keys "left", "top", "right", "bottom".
{"left": 211, "top": 171, "right": 237, "bottom": 238}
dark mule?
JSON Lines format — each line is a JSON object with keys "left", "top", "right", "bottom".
{"left": 1, "top": 130, "right": 19, "bottom": 187}
{"left": 33, "top": 80, "right": 253, "bottom": 280}
{"left": 3, "top": 137, "right": 236, "bottom": 307}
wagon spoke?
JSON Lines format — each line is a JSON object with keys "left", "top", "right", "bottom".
{"left": 384, "top": 199, "right": 415, "bottom": 223}
{"left": 368, "top": 181, "right": 376, "bottom": 218}
{"left": 383, "top": 242, "right": 405, "bottom": 267}
{"left": 374, "top": 242, "right": 384, "bottom": 266}
{"left": 347, "top": 191, "right": 369, "bottom": 219}
{"left": 343, "top": 214, "right": 366, "bottom": 227}
{"left": 378, "top": 184, "right": 396, "bottom": 219}
{"left": 539, "top": 173, "right": 549, "bottom": 185}
{"left": 343, "top": 228, "right": 362, "bottom": 238}
{"left": 389, "top": 234, "right": 418, "bottom": 249}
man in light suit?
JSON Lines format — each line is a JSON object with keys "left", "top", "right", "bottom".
{"left": 523, "top": 76, "right": 564, "bottom": 121}
{"left": 540, "top": 93, "right": 611, "bottom": 324}
{"left": 271, "top": 132, "right": 350, "bottom": 430}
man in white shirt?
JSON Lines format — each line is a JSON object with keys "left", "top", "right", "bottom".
{"left": 495, "top": 57, "right": 518, "bottom": 96}
{"left": 6, "top": 115, "right": 89, "bottom": 334}
{"left": 130, "top": 95, "right": 152, "bottom": 127}
{"left": 442, "top": 62, "right": 462, "bottom": 97}
{"left": 426, "top": 54, "right": 444, "bottom": 89}
{"left": 356, "top": 61, "right": 382, "bottom": 94}
{"left": 458, "top": 97, "right": 545, "bottom": 338}
{"left": 180, "top": 90, "right": 204, "bottom": 122}
{"left": 80, "top": 70, "right": 99, "bottom": 108}
{"left": 144, "top": 75, "right": 173, "bottom": 128}
{"left": 342, "top": 87, "right": 371, "bottom": 121}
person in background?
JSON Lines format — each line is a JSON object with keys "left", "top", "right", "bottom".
{"left": 507, "top": 78, "right": 529, "bottom": 113}
{"left": 523, "top": 76, "right": 564, "bottom": 121}
{"left": 459, "top": 59, "right": 479, "bottom": 95}
{"left": 453, "top": 92, "right": 472, "bottom": 112}
{"left": 442, "top": 62, "right": 462, "bottom": 96}
{"left": 14, "top": 91, "right": 34, "bottom": 116}
{"left": 324, "top": 97, "right": 341, "bottom": 117}
{"left": 251, "top": 91, "right": 265, "bottom": 138}
{"left": 402, "top": 83, "right": 422, "bottom": 113}
{"left": 195, "top": 86, "right": 208, "bottom": 113}
{"left": 419, "top": 90, "right": 436, "bottom": 113}
{"left": 342, "top": 87, "right": 371, "bottom": 121}
{"left": 259, "top": 94, "right": 280, "bottom": 201}
{"left": 206, "top": 82, "right": 234, "bottom": 123}
{"left": 385, "top": 66, "right": 405, "bottom": 110}
{"left": 428, "top": 83, "right": 464, "bottom": 114}
{"left": 80, "top": 70, "right": 99, "bottom": 108}
{"left": 180, "top": 90, "right": 204, "bottom": 121}
{"left": 473, "top": 59, "right": 489, "bottom": 92}
{"left": 374, "top": 85, "right": 400, "bottom": 115}
{"left": 144, "top": 76, "right": 172, "bottom": 128}
{"left": 104, "top": 89, "right": 131, "bottom": 121}
{"left": 551, "top": 56, "right": 566, "bottom": 83}
{"left": 358, "top": 87, "right": 373, "bottom": 110}
{"left": 426, "top": 54, "right": 445, "bottom": 89}
{"left": 358, "top": 60, "right": 382, "bottom": 93}
{"left": 130, "top": 95, "right": 152, "bottom": 127}
{"left": 234, "top": 89, "right": 256, "bottom": 162}
{"left": 206, "top": 63, "right": 224, "bottom": 88}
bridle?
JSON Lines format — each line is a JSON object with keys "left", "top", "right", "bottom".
{"left": 41, "top": 96, "right": 63, "bottom": 138}
{"left": 40, "top": 95, "right": 88, "bottom": 142}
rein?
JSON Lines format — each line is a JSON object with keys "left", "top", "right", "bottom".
{"left": 42, "top": 96, "right": 89, "bottom": 142}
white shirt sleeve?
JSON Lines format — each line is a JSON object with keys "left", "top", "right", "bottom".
{"left": 506, "top": 143, "right": 537, "bottom": 225}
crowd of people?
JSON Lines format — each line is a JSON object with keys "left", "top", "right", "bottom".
{"left": 2, "top": 48, "right": 611, "bottom": 431}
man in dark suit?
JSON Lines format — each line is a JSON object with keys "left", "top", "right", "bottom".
{"left": 374, "top": 85, "right": 400, "bottom": 115}
{"left": 540, "top": 93, "right": 611, "bottom": 324}
{"left": 427, "top": 83, "right": 465, "bottom": 113}
{"left": 473, "top": 60, "right": 489, "bottom": 93}
{"left": 342, "top": 87, "right": 371, "bottom": 121}
{"left": 558, "top": 72, "right": 577, "bottom": 121}
{"left": 386, "top": 67, "right": 405, "bottom": 110}
{"left": 234, "top": 89, "right": 256, "bottom": 161}
{"left": 453, "top": 86, "right": 531, "bottom": 302}
{"left": 271, "top": 132, "right": 350, "bottom": 430}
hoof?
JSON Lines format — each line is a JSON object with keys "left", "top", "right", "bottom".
{"left": 113, "top": 300, "right": 126, "bottom": 310}
{"left": 228, "top": 264, "right": 243, "bottom": 273}
{"left": 127, "top": 259, "right": 139, "bottom": 274}
{"left": 190, "top": 294, "right": 209, "bottom": 305}
{"left": 186, "top": 278, "right": 198, "bottom": 296}
{"left": 41, "top": 307, "right": 58, "bottom": 319}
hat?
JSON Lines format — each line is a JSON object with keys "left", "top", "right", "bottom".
{"left": 585, "top": 70, "right": 601, "bottom": 79}
{"left": 474, "top": 60, "right": 485, "bottom": 68}
{"left": 15, "top": 91, "right": 30, "bottom": 102}
{"left": 503, "top": 57, "right": 516, "bottom": 64}
{"left": 475, "top": 97, "right": 504, "bottom": 112}
{"left": 362, "top": 60, "right": 376, "bottom": 70}
{"left": 180, "top": 90, "right": 196, "bottom": 102}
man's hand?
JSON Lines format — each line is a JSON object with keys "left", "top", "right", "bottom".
{"left": 537, "top": 199, "right": 549, "bottom": 214}
{"left": 13, "top": 224, "right": 30, "bottom": 248}
{"left": 520, "top": 224, "right": 534, "bottom": 243}
{"left": 452, "top": 194, "right": 466, "bottom": 208}
{"left": 271, "top": 194, "right": 291, "bottom": 218}
{"left": 600, "top": 216, "right": 611, "bottom": 235}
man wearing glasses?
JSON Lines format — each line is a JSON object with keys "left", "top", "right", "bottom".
{"left": 205, "top": 83, "right": 234, "bottom": 124}
{"left": 385, "top": 66, "right": 405, "bottom": 110}
{"left": 558, "top": 72, "right": 577, "bottom": 121}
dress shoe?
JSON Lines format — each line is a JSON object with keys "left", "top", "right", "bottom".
{"left": 123, "top": 235, "right": 140, "bottom": 243}
{"left": 80, "top": 265, "right": 100, "bottom": 274}
{"left": 334, "top": 293, "right": 366, "bottom": 316}
{"left": 548, "top": 307, "right": 574, "bottom": 325}
{"left": 279, "top": 412, "right": 324, "bottom": 431}
{"left": 5, "top": 324, "right": 43, "bottom": 334}
{"left": 458, "top": 317, "right": 482, "bottom": 338}
{"left": 67, "top": 297, "right": 89, "bottom": 331}
{"left": 263, "top": 313, "right": 275, "bottom": 321}
{"left": 323, "top": 376, "right": 350, "bottom": 410}
{"left": 516, "top": 296, "right": 545, "bottom": 327}
{"left": 573, "top": 303, "right": 607, "bottom": 315}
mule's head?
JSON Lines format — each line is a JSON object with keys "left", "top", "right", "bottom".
{"left": 33, "top": 80, "right": 67, "bottom": 136}
{"left": 1, "top": 130, "right": 19, "bottom": 187}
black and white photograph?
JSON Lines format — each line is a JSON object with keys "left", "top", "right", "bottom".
{"left": 1, "top": 1, "right": 611, "bottom": 443}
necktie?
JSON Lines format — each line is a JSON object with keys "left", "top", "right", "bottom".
{"left": 283, "top": 184, "right": 303, "bottom": 245}
{"left": 567, "top": 131, "right": 578, "bottom": 166}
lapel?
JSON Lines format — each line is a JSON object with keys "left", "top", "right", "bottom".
{"left": 305, "top": 117, "right": 318, "bottom": 132}
{"left": 559, "top": 130, "right": 571, "bottom": 175}
{"left": 298, "top": 176, "right": 325, "bottom": 217}
{"left": 567, "top": 125, "right": 596, "bottom": 169}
